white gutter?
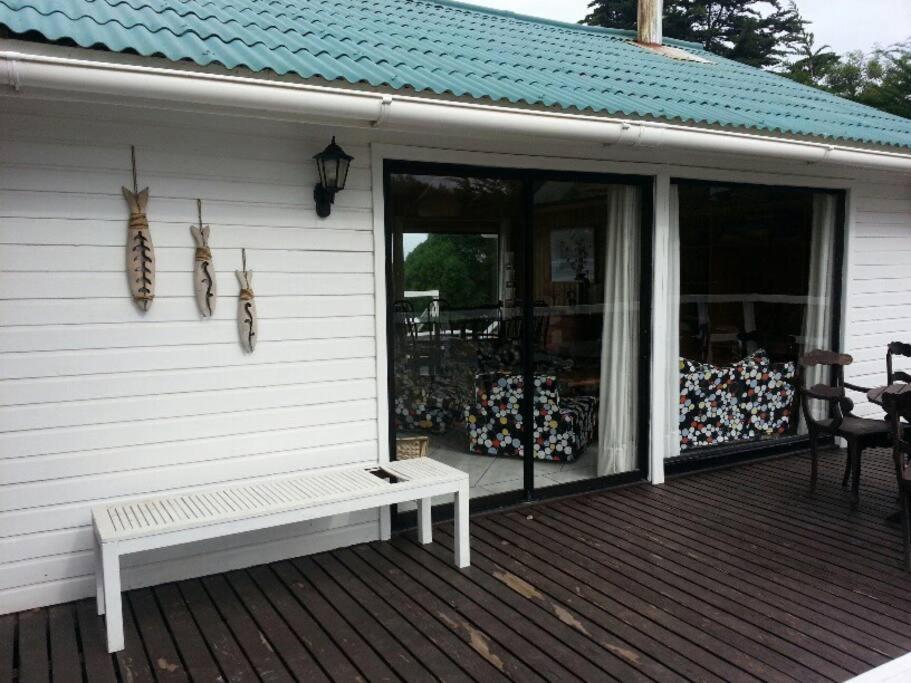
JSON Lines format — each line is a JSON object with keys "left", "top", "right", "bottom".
{"left": 4, "top": 50, "right": 911, "bottom": 174}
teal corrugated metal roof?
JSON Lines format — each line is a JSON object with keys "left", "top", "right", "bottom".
{"left": 2, "top": 0, "right": 911, "bottom": 149}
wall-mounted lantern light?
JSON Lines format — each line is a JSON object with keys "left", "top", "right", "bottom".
{"left": 313, "top": 136, "right": 354, "bottom": 218}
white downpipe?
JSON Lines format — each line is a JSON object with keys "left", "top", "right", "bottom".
{"left": 4, "top": 50, "right": 911, "bottom": 173}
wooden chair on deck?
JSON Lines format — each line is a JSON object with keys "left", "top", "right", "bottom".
{"left": 799, "top": 350, "right": 890, "bottom": 509}
{"left": 882, "top": 385, "right": 911, "bottom": 570}
{"left": 886, "top": 341, "right": 911, "bottom": 385}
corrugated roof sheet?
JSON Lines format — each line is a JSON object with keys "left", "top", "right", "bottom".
{"left": 2, "top": 0, "right": 910, "bottom": 149}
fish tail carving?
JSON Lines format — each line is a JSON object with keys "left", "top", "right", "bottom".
{"left": 236, "top": 269, "right": 257, "bottom": 353}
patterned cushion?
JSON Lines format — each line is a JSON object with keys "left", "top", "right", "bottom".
{"left": 733, "top": 351, "right": 797, "bottom": 440}
{"left": 394, "top": 374, "right": 464, "bottom": 433}
{"left": 466, "top": 372, "right": 598, "bottom": 462}
{"left": 679, "top": 358, "right": 742, "bottom": 449}
{"left": 679, "top": 349, "right": 796, "bottom": 451}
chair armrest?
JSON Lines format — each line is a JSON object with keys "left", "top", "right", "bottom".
{"left": 805, "top": 384, "right": 844, "bottom": 402}
{"left": 843, "top": 382, "right": 872, "bottom": 394}
{"left": 892, "top": 371, "right": 911, "bottom": 384}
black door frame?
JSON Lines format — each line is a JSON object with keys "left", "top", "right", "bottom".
{"left": 664, "top": 180, "right": 847, "bottom": 475}
{"left": 383, "top": 159, "right": 654, "bottom": 525}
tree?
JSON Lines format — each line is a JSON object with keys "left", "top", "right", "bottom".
{"left": 786, "top": 31, "right": 839, "bottom": 86}
{"left": 403, "top": 233, "right": 499, "bottom": 309}
{"left": 825, "top": 43, "right": 911, "bottom": 119}
{"left": 583, "top": 0, "right": 806, "bottom": 69}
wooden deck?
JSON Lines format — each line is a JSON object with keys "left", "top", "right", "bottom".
{"left": 4, "top": 448, "right": 911, "bottom": 682}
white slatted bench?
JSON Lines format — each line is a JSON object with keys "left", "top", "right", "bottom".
{"left": 92, "top": 457, "right": 469, "bottom": 652}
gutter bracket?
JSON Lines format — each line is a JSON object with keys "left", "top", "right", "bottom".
{"left": 5, "top": 58, "right": 21, "bottom": 93}
{"left": 808, "top": 145, "right": 836, "bottom": 165}
{"left": 372, "top": 95, "right": 392, "bottom": 128}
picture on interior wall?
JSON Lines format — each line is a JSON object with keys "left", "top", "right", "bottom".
{"left": 550, "top": 226, "right": 594, "bottom": 283}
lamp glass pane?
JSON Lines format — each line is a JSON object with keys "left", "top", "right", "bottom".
{"left": 337, "top": 157, "right": 351, "bottom": 190}
{"left": 324, "top": 158, "right": 339, "bottom": 188}
{"left": 315, "top": 157, "right": 327, "bottom": 187}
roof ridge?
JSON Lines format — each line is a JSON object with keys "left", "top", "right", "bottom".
{"left": 407, "top": 0, "right": 706, "bottom": 51}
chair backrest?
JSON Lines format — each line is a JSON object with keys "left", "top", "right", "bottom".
{"left": 798, "top": 349, "right": 854, "bottom": 433}
{"left": 886, "top": 341, "right": 911, "bottom": 385}
{"left": 393, "top": 300, "right": 419, "bottom": 350}
{"left": 882, "top": 387, "right": 911, "bottom": 483}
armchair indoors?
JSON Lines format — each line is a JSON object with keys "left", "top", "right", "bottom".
{"left": 465, "top": 372, "right": 597, "bottom": 462}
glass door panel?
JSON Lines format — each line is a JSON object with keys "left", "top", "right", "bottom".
{"left": 531, "top": 180, "right": 643, "bottom": 489}
{"left": 388, "top": 172, "right": 526, "bottom": 507}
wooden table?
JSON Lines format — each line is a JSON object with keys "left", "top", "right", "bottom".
{"left": 865, "top": 382, "right": 910, "bottom": 524}
{"left": 866, "top": 382, "right": 911, "bottom": 407}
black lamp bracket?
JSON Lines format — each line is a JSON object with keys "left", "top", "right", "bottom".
{"left": 314, "top": 183, "right": 335, "bottom": 218}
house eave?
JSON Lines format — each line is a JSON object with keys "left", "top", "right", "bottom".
{"left": 3, "top": 41, "right": 911, "bottom": 175}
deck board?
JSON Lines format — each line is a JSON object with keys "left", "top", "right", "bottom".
{"left": 5, "top": 449, "right": 911, "bottom": 682}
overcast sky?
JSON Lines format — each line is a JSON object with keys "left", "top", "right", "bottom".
{"left": 477, "top": 0, "right": 910, "bottom": 54}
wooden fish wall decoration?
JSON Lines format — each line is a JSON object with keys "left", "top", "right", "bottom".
{"left": 190, "top": 200, "right": 216, "bottom": 317}
{"left": 236, "top": 250, "right": 257, "bottom": 352}
{"left": 123, "top": 185, "right": 154, "bottom": 311}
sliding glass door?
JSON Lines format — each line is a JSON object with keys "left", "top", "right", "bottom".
{"left": 386, "top": 163, "right": 649, "bottom": 512}
{"left": 673, "top": 181, "right": 842, "bottom": 458}
{"left": 530, "top": 181, "right": 644, "bottom": 488}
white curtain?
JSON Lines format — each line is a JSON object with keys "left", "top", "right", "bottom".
{"left": 597, "top": 186, "right": 641, "bottom": 476}
{"left": 800, "top": 193, "right": 838, "bottom": 428}
{"left": 666, "top": 185, "right": 681, "bottom": 458}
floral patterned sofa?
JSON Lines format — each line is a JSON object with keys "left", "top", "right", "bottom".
{"left": 679, "top": 349, "right": 797, "bottom": 450}
{"left": 393, "top": 373, "right": 466, "bottom": 433}
{"left": 465, "top": 372, "right": 597, "bottom": 462}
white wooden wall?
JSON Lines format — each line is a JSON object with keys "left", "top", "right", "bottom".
{"left": 0, "top": 98, "right": 380, "bottom": 613}
{"left": 845, "top": 178, "right": 911, "bottom": 417}
{"left": 1, "top": 87, "right": 909, "bottom": 614}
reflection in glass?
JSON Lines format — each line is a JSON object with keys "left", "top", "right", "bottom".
{"left": 388, "top": 172, "right": 646, "bottom": 505}
{"left": 532, "top": 182, "right": 642, "bottom": 488}
{"left": 389, "top": 174, "right": 526, "bottom": 503}
{"left": 675, "top": 183, "right": 838, "bottom": 452}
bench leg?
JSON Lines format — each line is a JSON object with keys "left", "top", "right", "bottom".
{"left": 379, "top": 505, "right": 391, "bottom": 541}
{"left": 95, "top": 539, "right": 105, "bottom": 615}
{"left": 454, "top": 485, "right": 470, "bottom": 568}
{"left": 101, "top": 543, "right": 124, "bottom": 653}
{"left": 417, "top": 497, "right": 433, "bottom": 544}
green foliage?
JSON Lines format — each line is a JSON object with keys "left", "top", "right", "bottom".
{"left": 823, "top": 44, "right": 911, "bottom": 120}
{"left": 403, "top": 233, "right": 499, "bottom": 309}
{"left": 582, "top": 1, "right": 910, "bottom": 119}
{"left": 785, "top": 31, "right": 839, "bottom": 85}
{"left": 783, "top": 37, "right": 911, "bottom": 120}
{"left": 582, "top": 0, "right": 806, "bottom": 68}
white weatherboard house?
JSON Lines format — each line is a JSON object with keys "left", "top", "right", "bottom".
{"left": 1, "top": 0, "right": 911, "bottom": 623}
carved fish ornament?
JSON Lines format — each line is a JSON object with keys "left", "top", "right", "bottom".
{"left": 236, "top": 269, "right": 257, "bottom": 353}
{"left": 123, "top": 187, "right": 154, "bottom": 311}
{"left": 190, "top": 225, "right": 216, "bottom": 317}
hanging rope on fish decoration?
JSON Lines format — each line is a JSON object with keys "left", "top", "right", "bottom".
{"left": 190, "top": 199, "right": 216, "bottom": 318}
{"left": 236, "top": 248, "right": 257, "bottom": 352}
{"left": 122, "top": 146, "right": 155, "bottom": 311}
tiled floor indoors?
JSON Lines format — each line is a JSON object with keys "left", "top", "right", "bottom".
{"left": 397, "top": 428, "right": 599, "bottom": 511}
